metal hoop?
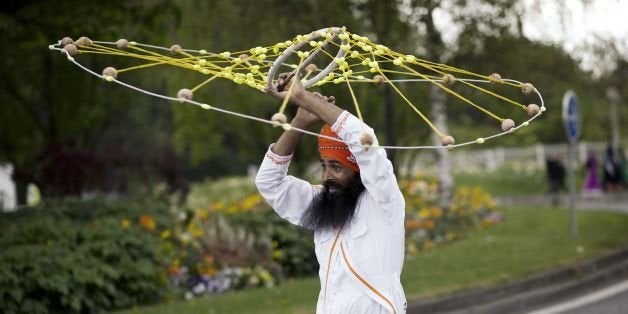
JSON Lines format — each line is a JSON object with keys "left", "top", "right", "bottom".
{"left": 267, "top": 27, "right": 348, "bottom": 89}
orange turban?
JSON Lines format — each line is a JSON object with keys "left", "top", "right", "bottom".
{"left": 318, "top": 124, "right": 360, "bottom": 173}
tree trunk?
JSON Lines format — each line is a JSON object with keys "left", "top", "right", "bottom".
{"left": 429, "top": 85, "right": 454, "bottom": 208}
{"left": 423, "top": 2, "right": 454, "bottom": 208}
{"left": 384, "top": 85, "right": 397, "bottom": 173}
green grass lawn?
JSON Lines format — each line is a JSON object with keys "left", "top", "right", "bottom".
{"left": 118, "top": 205, "right": 628, "bottom": 314}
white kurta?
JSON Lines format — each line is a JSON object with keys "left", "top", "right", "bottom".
{"left": 255, "top": 111, "right": 406, "bottom": 313}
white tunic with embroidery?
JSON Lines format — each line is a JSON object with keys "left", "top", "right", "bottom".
{"left": 255, "top": 111, "right": 406, "bottom": 314}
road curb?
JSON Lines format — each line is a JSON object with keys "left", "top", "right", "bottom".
{"left": 407, "top": 245, "right": 628, "bottom": 314}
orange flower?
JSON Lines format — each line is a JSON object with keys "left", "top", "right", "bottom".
{"left": 139, "top": 214, "right": 156, "bottom": 232}
{"left": 405, "top": 219, "right": 422, "bottom": 231}
{"left": 429, "top": 207, "right": 443, "bottom": 218}
{"left": 203, "top": 254, "right": 214, "bottom": 263}
{"left": 167, "top": 260, "right": 180, "bottom": 276}
{"left": 167, "top": 265, "right": 180, "bottom": 276}
{"left": 422, "top": 220, "right": 435, "bottom": 230}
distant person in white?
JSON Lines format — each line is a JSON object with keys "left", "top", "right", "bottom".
{"left": 256, "top": 72, "right": 406, "bottom": 313}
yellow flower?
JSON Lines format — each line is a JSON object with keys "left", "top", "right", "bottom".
{"left": 160, "top": 229, "right": 171, "bottom": 239}
{"left": 423, "top": 240, "right": 434, "bottom": 251}
{"left": 240, "top": 194, "right": 262, "bottom": 211}
{"left": 418, "top": 208, "right": 430, "bottom": 219}
{"left": 213, "top": 201, "right": 224, "bottom": 211}
{"left": 187, "top": 222, "right": 204, "bottom": 238}
{"left": 227, "top": 205, "right": 238, "bottom": 214}
{"left": 196, "top": 208, "right": 209, "bottom": 220}
{"left": 121, "top": 218, "right": 131, "bottom": 229}
{"left": 445, "top": 232, "right": 457, "bottom": 241}
{"left": 429, "top": 207, "right": 443, "bottom": 218}
{"left": 259, "top": 269, "right": 274, "bottom": 284}
{"left": 406, "top": 242, "right": 418, "bottom": 256}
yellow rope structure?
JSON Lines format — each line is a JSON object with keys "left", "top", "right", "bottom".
{"left": 50, "top": 27, "right": 546, "bottom": 149}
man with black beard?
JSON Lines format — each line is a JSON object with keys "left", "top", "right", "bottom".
{"left": 301, "top": 169, "right": 364, "bottom": 230}
{"left": 300, "top": 169, "right": 364, "bottom": 231}
{"left": 256, "top": 72, "right": 406, "bottom": 313}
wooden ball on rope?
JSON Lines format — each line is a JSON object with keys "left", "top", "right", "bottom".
{"left": 526, "top": 104, "right": 540, "bottom": 117}
{"left": 360, "top": 133, "right": 374, "bottom": 149}
{"left": 521, "top": 83, "right": 535, "bottom": 94}
{"left": 501, "top": 119, "right": 515, "bottom": 131}
{"left": 102, "top": 67, "right": 118, "bottom": 79}
{"left": 62, "top": 44, "right": 78, "bottom": 56}
{"left": 170, "top": 44, "right": 182, "bottom": 54}
{"left": 76, "top": 36, "right": 92, "bottom": 47}
{"left": 115, "top": 39, "right": 129, "bottom": 49}
{"left": 372, "top": 75, "right": 385, "bottom": 84}
{"left": 271, "top": 113, "right": 287, "bottom": 127}
{"left": 177, "top": 88, "right": 193, "bottom": 101}
{"left": 441, "top": 74, "right": 455, "bottom": 86}
{"left": 305, "top": 63, "right": 318, "bottom": 73}
{"left": 488, "top": 73, "right": 502, "bottom": 83}
{"left": 60, "top": 37, "right": 73, "bottom": 47}
{"left": 441, "top": 135, "right": 455, "bottom": 146}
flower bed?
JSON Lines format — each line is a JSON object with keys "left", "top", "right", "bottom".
{"left": 400, "top": 176, "right": 502, "bottom": 255}
{"left": 164, "top": 176, "right": 502, "bottom": 299}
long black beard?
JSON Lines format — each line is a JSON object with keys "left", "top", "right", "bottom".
{"left": 300, "top": 174, "right": 365, "bottom": 231}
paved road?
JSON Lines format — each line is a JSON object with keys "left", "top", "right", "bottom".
{"left": 528, "top": 280, "right": 628, "bottom": 314}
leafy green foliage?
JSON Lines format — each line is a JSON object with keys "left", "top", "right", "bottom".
{"left": 0, "top": 0, "right": 180, "bottom": 201}
{"left": 0, "top": 198, "right": 173, "bottom": 313}
{"left": 228, "top": 210, "right": 317, "bottom": 278}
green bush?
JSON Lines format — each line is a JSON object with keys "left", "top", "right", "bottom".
{"left": 0, "top": 198, "right": 173, "bottom": 313}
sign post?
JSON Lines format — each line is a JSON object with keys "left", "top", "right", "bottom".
{"left": 562, "top": 90, "right": 580, "bottom": 238}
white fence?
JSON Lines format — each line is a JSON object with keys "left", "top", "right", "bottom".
{"left": 399, "top": 141, "right": 623, "bottom": 176}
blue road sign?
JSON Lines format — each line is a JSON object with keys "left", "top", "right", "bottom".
{"left": 562, "top": 90, "right": 580, "bottom": 143}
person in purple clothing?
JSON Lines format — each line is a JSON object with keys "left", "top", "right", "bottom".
{"left": 582, "top": 151, "right": 602, "bottom": 196}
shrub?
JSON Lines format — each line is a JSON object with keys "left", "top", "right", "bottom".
{"left": 0, "top": 198, "right": 173, "bottom": 313}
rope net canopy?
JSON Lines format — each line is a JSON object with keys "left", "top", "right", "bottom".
{"left": 50, "top": 26, "right": 545, "bottom": 150}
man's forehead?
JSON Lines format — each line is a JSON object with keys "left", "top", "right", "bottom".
{"left": 320, "top": 158, "right": 341, "bottom": 165}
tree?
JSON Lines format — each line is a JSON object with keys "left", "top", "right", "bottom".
{"left": 168, "top": 0, "right": 362, "bottom": 178}
{"left": 0, "top": 0, "right": 180, "bottom": 203}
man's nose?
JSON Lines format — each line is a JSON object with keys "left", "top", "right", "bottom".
{"left": 323, "top": 168, "right": 334, "bottom": 181}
